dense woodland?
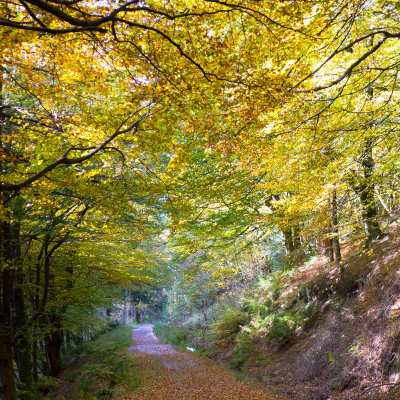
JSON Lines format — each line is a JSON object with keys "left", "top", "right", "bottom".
{"left": 1, "top": 0, "right": 400, "bottom": 399}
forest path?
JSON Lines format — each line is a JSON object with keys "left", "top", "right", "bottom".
{"left": 121, "top": 324, "right": 287, "bottom": 400}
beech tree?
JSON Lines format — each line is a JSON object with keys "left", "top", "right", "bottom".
{"left": 2, "top": 1, "right": 400, "bottom": 398}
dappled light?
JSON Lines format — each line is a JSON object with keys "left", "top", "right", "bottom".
{"left": 121, "top": 325, "right": 284, "bottom": 400}
{"left": 2, "top": 1, "right": 400, "bottom": 400}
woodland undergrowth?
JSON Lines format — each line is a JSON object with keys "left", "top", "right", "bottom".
{"left": 45, "top": 324, "right": 141, "bottom": 400}
{"left": 158, "top": 229, "right": 400, "bottom": 400}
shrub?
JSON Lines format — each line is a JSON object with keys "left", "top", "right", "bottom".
{"left": 107, "top": 320, "right": 120, "bottom": 330}
{"left": 64, "top": 370, "right": 79, "bottom": 383}
{"left": 37, "top": 375, "right": 61, "bottom": 391}
{"left": 230, "top": 343, "right": 256, "bottom": 369}
{"left": 267, "top": 314, "right": 295, "bottom": 347}
{"left": 78, "top": 376, "right": 93, "bottom": 396}
{"left": 95, "top": 388, "right": 113, "bottom": 400}
{"left": 211, "top": 309, "right": 249, "bottom": 346}
{"left": 66, "top": 326, "right": 142, "bottom": 397}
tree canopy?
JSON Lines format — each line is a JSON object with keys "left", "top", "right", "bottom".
{"left": 1, "top": 0, "right": 400, "bottom": 399}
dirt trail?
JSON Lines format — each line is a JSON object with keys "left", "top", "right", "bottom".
{"left": 122, "top": 324, "right": 287, "bottom": 400}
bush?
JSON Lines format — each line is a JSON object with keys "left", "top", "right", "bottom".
{"left": 211, "top": 309, "right": 249, "bottom": 346}
{"left": 95, "top": 388, "right": 113, "bottom": 400}
{"left": 78, "top": 377, "right": 93, "bottom": 396}
{"left": 37, "top": 375, "right": 61, "bottom": 391}
{"left": 230, "top": 343, "right": 256, "bottom": 369}
{"left": 64, "top": 370, "right": 79, "bottom": 383}
{"left": 267, "top": 314, "right": 295, "bottom": 347}
{"left": 107, "top": 320, "right": 120, "bottom": 330}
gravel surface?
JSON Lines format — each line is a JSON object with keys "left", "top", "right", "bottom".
{"left": 120, "top": 324, "right": 288, "bottom": 400}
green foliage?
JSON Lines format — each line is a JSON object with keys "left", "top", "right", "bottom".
{"left": 349, "top": 335, "right": 365, "bottom": 356}
{"left": 95, "top": 388, "right": 113, "bottom": 400}
{"left": 326, "top": 351, "right": 335, "bottom": 363}
{"left": 238, "top": 268, "right": 323, "bottom": 348}
{"left": 37, "top": 375, "right": 61, "bottom": 391}
{"left": 153, "top": 322, "right": 208, "bottom": 353}
{"left": 78, "top": 377, "right": 93, "bottom": 397}
{"left": 106, "top": 320, "right": 120, "bottom": 330}
{"left": 253, "top": 355, "right": 267, "bottom": 362}
{"left": 153, "top": 323, "right": 191, "bottom": 349}
{"left": 5, "top": 0, "right": 400, "bottom": 396}
{"left": 267, "top": 314, "right": 296, "bottom": 347}
{"left": 230, "top": 343, "right": 256, "bottom": 370}
{"left": 210, "top": 310, "right": 249, "bottom": 346}
{"left": 63, "top": 326, "right": 142, "bottom": 398}
{"left": 76, "top": 392, "right": 96, "bottom": 400}
{"left": 64, "top": 370, "right": 79, "bottom": 383}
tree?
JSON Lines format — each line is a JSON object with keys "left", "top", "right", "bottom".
{"left": 3, "top": 1, "right": 400, "bottom": 397}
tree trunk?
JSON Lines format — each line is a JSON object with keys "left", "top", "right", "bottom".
{"left": 324, "top": 198, "right": 334, "bottom": 262}
{"left": 13, "top": 277, "right": 35, "bottom": 398}
{"left": 123, "top": 297, "right": 128, "bottom": 324}
{"left": 32, "top": 335, "right": 38, "bottom": 383}
{"left": 0, "top": 217, "right": 17, "bottom": 400}
{"left": 32, "top": 251, "right": 43, "bottom": 384}
{"left": 11, "top": 199, "right": 35, "bottom": 399}
{"left": 359, "top": 138, "right": 383, "bottom": 245}
{"left": 135, "top": 308, "right": 141, "bottom": 324}
{"left": 331, "top": 190, "right": 342, "bottom": 264}
{"left": 65, "top": 331, "right": 71, "bottom": 353}
{"left": 282, "top": 227, "right": 294, "bottom": 254}
{"left": 42, "top": 340, "right": 49, "bottom": 375}
{"left": 323, "top": 235, "right": 334, "bottom": 262}
{"left": 360, "top": 187, "right": 383, "bottom": 245}
{"left": 41, "top": 237, "right": 63, "bottom": 377}
{"left": 293, "top": 224, "right": 301, "bottom": 250}
{"left": 45, "top": 315, "right": 62, "bottom": 377}
{"left": 0, "top": 80, "right": 17, "bottom": 400}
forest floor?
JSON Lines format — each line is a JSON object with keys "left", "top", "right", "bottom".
{"left": 224, "top": 227, "right": 400, "bottom": 400}
{"left": 120, "top": 324, "right": 287, "bottom": 400}
{"left": 153, "top": 226, "right": 400, "bottom": 400}
{"left": 47, "top": 325, "right": 142, "bottom": 400}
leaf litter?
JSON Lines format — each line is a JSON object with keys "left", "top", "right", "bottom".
{"left": 119, "top": 324, "right": 287, "bottom": 400}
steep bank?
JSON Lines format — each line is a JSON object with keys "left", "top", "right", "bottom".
{"left": 224, "top": 229, "right": 400, "bottom": 400}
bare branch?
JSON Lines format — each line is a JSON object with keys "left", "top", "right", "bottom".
{"left": 0, "top": 19, "right": 107, "bottom": 33}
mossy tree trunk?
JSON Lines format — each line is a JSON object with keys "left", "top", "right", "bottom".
{"left": 358, "top": 138, "right": 383, "bottom": 246}
{"left": 332, "top": 189, "right": 342, "bottom": 264}
{"left": 11, "top": 198, "right": 35, "bottom": 399}
{"left": 0, "top": 212, "right": 17, "bottom": 400}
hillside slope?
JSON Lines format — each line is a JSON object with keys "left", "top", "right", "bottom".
{"left": 237, "top": 228, "right": 400, "bottom": 400}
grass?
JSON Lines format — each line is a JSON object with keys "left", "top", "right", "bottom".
{"left": 230, "top": 343, "right": 256, "bottom": 369}
{"left": 47, "top": 324, "right": 142, "bottom": 400}
{"left": 153, "top": 323, "right": 191, "bottom": 349}
{"left": 153, "top": 322, "right": 208, "bottom": 353}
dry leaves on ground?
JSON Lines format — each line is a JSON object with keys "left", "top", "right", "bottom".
{"left": 118, "top": 325, "right": 286, "bottom": 400}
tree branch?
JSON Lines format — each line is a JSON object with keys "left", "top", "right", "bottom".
{"left": 296, "top": 31, "right": 400, "bottom": 92}
{"left": 0, "top": 107, "right": 153, "bottom": 191}
{"left": 0, "top": 19, "right": 107, "bottom": 33}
